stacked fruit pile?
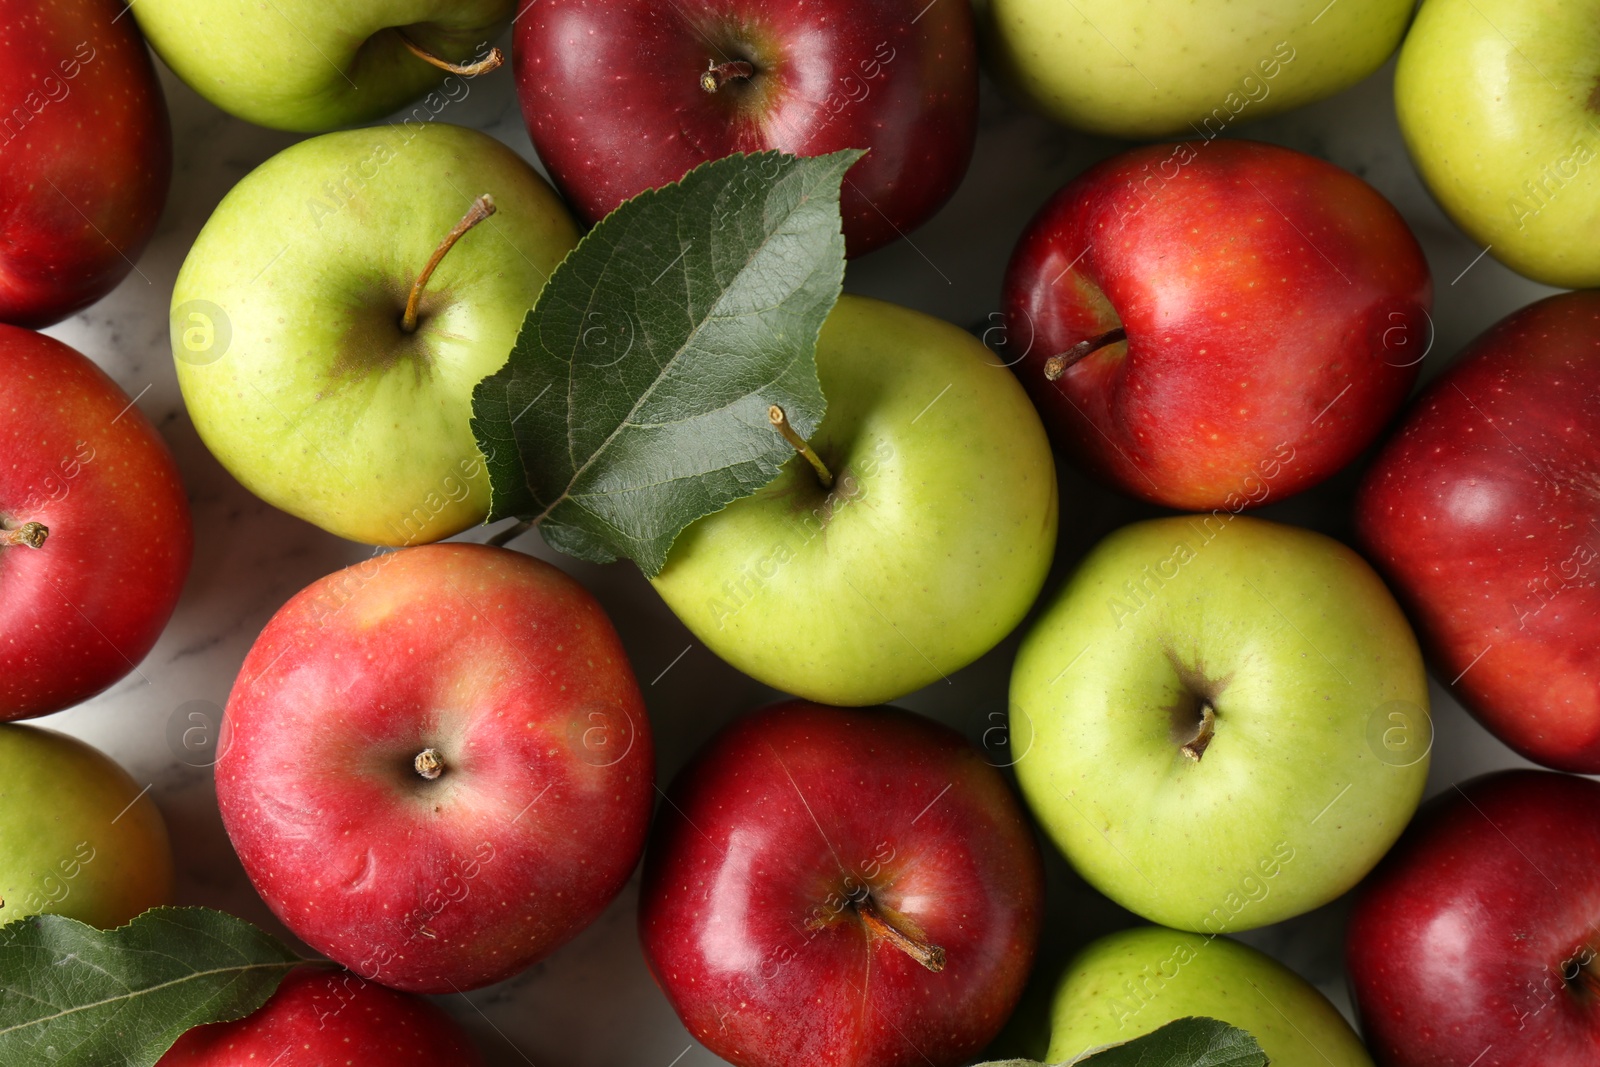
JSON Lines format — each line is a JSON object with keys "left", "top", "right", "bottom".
{"left": 0, "top": 1, "right": 1595, "bottom": 1065}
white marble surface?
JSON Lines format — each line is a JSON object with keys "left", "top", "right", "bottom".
{"left": 38, "top": 24, "right": 1560, "bottom": 1067}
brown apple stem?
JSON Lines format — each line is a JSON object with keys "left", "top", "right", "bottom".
{"left": 700, "top": 59, "right": 755, "bottom": 93}
{"left": 1043, "top": 326, "right": 1128, "bottom": 381}
{"left": 855, "top": 895, "right": 946, "bottom": 972}
{"left": 401, "top": 194, "right": 497, "bottom": 334}
{"left": 1181, "top": 703, "right": 1216, "bottom": 762}
{"left": 0, "top": 522, "right": 48, "bottom": 549}
{"left": 414, "top": 748, "right": 445, "bottom": 780}
{"left": 397, "top": 33, "right": 504, "bottom": 77}
{"left": 768, "top": 405, "right": 834, "bottom": 489}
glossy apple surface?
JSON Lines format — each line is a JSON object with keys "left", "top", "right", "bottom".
{"left": 1397, "top": 0, "right": 1600, "bottom": 288}
{"left": 0, "top": 326, "right": 192, "bottom": 719}
{"left": 0, "top": 0, "right": 171, "bottom": 328}
{"left": 172, "top": 123, "right": 578, "bottom": 546}
{"left": 159, "top": 966, "right": 484, "bottom": 1065}
{"left": 1012, "top": 515, "right": 1429, "bottom": 932}
{"left": 1347, "top": 770, "right": 1600, "bottom": 1066}
{"left": 1356, "top": 291, "right": 1600, "bottom": 772}
{"left": 132, "top": 0, "right": 512, "bottom": 132}
{"left": 650, "top": 295, "right": 1057, "bottom": 707}
{"left": 514, "top": 0, "right": 977, "bottom": 256}
{"left": 0, "top": 724, "right": 173, "bottom": 929}
{"left": 1003, "top": 139, "right": 1430, "bottom": 510}
{"left": 640, "top": 701, "right": 1044, "bottom": 1067}
{"left": 1047, "top": 927, "right": 1373, "bottom": 1066}
{"left": 216, "top": 544, "right": 654, "bottom": 993}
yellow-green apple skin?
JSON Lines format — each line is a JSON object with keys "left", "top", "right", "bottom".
{"left": 131, "top": 0, "right": 512, "bottom": 132}
{"left": 980, "top": 0, "right": 1412, "bottom": 138}
{"left": 1046, "top": 927, "right": 1374, "bottom": 1067}
{"left": 650, "top": 295, "right": 1058, "bottom": 707}
{"left": 1396, "top": 0, "right": 1600, "bottom": 288}
{"left": 1011, "top": 516, "right": 1428, "bottom": 931}
{"left": 172, "top": 124, "right": 578, "bottom": 547}
{"left": 0, "top": 725, "right": 173, "bottom": 929}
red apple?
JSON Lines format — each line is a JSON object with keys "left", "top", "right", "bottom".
{"left": 513, "top": 0, "right": 976, "bottom": 257}
{"left": 1356, "top": 291, "right": 1600, "bottom": 772}
{"left": 0, "top": 326, "right": 192, "bottom": 719}
{"left": 1002, "top": 138, "right": 1431, "bottom": 510}
{"left": 0, "top": 0, "right": 171, "bottom": 328}
{"left": 216, "top": 543, "right": 654, "bottom": 993}
{"left": 159, "top": 965, "right": 484, "bottom": 1065}
{"left": 1346, "top": 770, "right": 1600, "bottom": 1066}
{"left": 639, "top": 701, "right": 1043, "bottom": 1067}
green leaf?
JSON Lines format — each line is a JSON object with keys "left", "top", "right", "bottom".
{"left": 471, "top": 149, "right": 861, "bottom": 576}
{"left": 973, "top": 1017, "right": 1269, "bottom": 1067}
{"left": 0, "top": 907, "right": 303, "bottom": 1066}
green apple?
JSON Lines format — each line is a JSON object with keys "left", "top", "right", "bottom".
{"left": 131, "top": 0, "right": 512, "bottom": 132}
{"left": 650, "top": 295, "right": 1058, "bottom": 707}
{"left": 0, "top": 725, "right": 173, "bottom": 929}
{"left": 172, "top": 123, "right": 578, "bottom": 546}
{"left": 1045, "top": 926, "right": 1373, "bottom": 1067}
{"left": 1010, "top": 515, "right": 1428, "bottom": 932}
{"left": 979, "top": 0, "right": 1412, "bottom": 138}
{"left": 1396, "top": 0, "right": 1600, "bottom": 288}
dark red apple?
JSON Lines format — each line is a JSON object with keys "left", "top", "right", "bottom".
{"left": 1002, "top": 138, "right": 1431, "bottom": 510}
{"left": 0, "top": 0, "right": 171, "bottom": 328}
{"left": 1346, "top": 770, "right": 1600, "bottom": 1066}
{"left": 216, "top": 543, "right": 654, "bottom": 993}
{"left": 1357, "top": 290, "right": 1600, "bottom": 772}
{"left": 639, "top": 701, "right": 1044, "bottom": 1067}
{"left": 513, "top": 0, "right": 976, "bottom": 256}
{"left": 159, "top": 966, "right": 484, "bottom": 1065}
{"left": 0, "top": 326, "right": 192, "bottom": 719}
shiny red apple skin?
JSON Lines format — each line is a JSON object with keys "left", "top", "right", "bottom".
{"left": 1357, "top": 291, "right": 1600, "bottom": 772}
{"left": 639, "top": 701, "right": 1044, "bottom": 1067}
{"left": 1346, "top": 770, "right": 1600, "bottom": 1066}
{"left": 1002, "top": 138, "right": 1431, "bottom": 510}
{"left": 513, "top": 0, "right": 976, "bottom": 257}
{"left": 216, "top": 544, "right": 654, "bottom": 994}
{"left": 0, "top": 326, "right": 192, "bottom": 719}
{"left": 0, "top": 0, "right": 171, "bottom": 328}
{"left": 158, "top": 966, "right": 484, "bottom": 1065}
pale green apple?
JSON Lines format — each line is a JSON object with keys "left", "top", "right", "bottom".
{"left": 172, "top": 123, "right": 578, "bottom": 546}
{"left": 132, "top": 0, "right": 512, "bottom": 132}
{"left": 0, "top": 725, "right": 173, "bottom": 929}
{"left": 1046, "top": 926, "right": 1373, "bottom": 1067}
{"left": 650, "top": 295, "right": 1058, "bottom": 707}
{"left": 1010, "top": 515, "right": 1428, "bottom": 932}
{"left": 980, "top": 0, "right": 1412, "bottom": 138}
{"left": 1396, "top": 0, "right": 1600, "bottom": 288}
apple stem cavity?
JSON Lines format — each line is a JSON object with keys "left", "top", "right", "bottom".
{"left": 0, "top": 522, "right": 49, "bottom": 550}
{"left": 1181, "top": 703, "right": 1217, "bottom": 762}
{"left": 397, "top": 33, "right": 504, "bottom": 77}
{"left": 855, "top": 894, "right": 946, "bottom": 972}
{"left": 700, "top": 60, "right": 756, "bottom": 93}
{"left": 768, "top": 405, "right": 834, "bottom": 489}
{"left": 401, "top": 194, "right": 497, "bottom": 334}
{"left": 1043, "top": 326, "right": 1128, "bottom": 380}
{"left": 413, "top": 748, "right": 445, "bottom": 781}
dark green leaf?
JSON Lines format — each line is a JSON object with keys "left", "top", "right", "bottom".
{"left": 973, "top": 1016, "right": 1269, "bottom": 1067}
{"left": 0, "top": 907, "right": 303, "bottom": 1066}
{"left": 471, "top": 149, "right": 860, "bottom": 575}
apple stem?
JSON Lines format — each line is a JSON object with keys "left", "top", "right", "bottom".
{"left": 768, "top": 405, "right": 834, "bottom": 489}
{"left": 397, "top": 33, "right": 504, "bottom": 77}
{"left": 0, "top": 522, "right": 48, "bottom": 550}
{"left": 1043, "top": 326, "right": 1127, "bottom": 380}
{"left": 401, "top": 194, "right": 497, "bottom": 334}
{"left": 413, "top": 748, "right": 445, "bottom": 780}
{"left": 1181, "top": 703, "right": 1216, "bottom": 762}
{"left": 700, "top": 59, "right": 755, "bottom": 93}
{"left": 855, "top": 895, "right": 946, "bottom": 972}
